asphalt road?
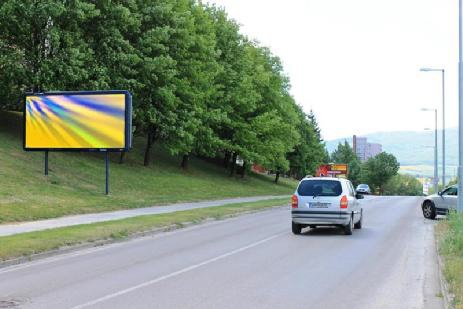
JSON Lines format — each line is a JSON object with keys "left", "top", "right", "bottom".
{"left": 0, "top": 196, "right": 444, "bottom": 309}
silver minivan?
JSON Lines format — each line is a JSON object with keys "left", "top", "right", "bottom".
{"left": 291, "top": 177, "right": 364, "bottom": 235}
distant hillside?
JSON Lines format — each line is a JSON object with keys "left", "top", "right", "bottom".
{"left": 326, "top": 128, "right": 458, "bottom": 167}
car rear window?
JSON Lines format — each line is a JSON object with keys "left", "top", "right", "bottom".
{"left": 297, "top": 180, "right": 343, "bottom": 197}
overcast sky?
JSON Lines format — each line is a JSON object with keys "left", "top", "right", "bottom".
{"left": 207, "top": 0, "right": 458, "bottom": 140}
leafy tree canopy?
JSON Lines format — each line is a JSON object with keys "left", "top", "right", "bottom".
{"left": 383, "top": 174, "right": 422, "bottom": 196}
{"left": 361, "top": 152, "right": 400, "bottom": 194}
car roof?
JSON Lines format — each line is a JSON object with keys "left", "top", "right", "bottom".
{"left": 301, "top": 177, "right": 344, "bottom": 182}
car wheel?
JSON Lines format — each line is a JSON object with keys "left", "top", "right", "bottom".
{"left": 422, "top": 201, "right": 436, "bottom": 220}
{"left": 344, "top": 215, "right": 353, "bottom": 235}
{"left": 292, "top": 222, "right": 302, "bottom": 235}
{"left": 354, "top": 210, "right": 363, "bottom": 229}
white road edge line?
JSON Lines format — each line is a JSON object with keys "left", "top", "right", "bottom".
{"left": 71, "top": 232, "right": 285, "bottom": 309}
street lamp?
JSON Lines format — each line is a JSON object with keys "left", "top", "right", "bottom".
{"left": 421, "top": 108, "right": 438, "bottom": 194}
{"left": 420, "top": 68, "right": 445, "bottom": 186}
{"left": 422, "top": 145, "right": 435, "bottom": 184}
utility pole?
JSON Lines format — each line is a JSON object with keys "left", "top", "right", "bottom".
{"left": 442, "top": 69, "right": 446, "bottom": 186}
{"left": 434, "top": 109, "right": 439, "bottom": 193}
{"left": 459, "top": 0, "right": 463, "bottom": 212}
{"left": 422, "top": 108, "right": 439, "bottom": 194}
{"left": 419, "top": 67, "right": 446, "bottom": 186}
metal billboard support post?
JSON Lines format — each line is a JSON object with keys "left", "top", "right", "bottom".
{"left": 105, "top": 152, "right": 109, "bottom": 195}
{"left": 44, "top": 151, "right": 49, "bottom": 176}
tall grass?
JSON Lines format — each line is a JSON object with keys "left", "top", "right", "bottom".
{"left": 438, "top": 212, "right": 463, "bottom": 308}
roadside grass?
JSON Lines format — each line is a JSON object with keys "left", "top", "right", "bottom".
{"left": 0, "top": 111, "right": 297, "bottom": 223}
{"left": 0, "top": 197, "right": 289, "bottom": 262}
{"left": 436, "top": 212, "right": 463, "bottom": 309}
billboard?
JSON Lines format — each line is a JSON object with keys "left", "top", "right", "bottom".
{"left": 315, "top": 164, "right": 349, "bottom": 178}
{"left": 24, "top": 91, "right": 132, "bottom": 151}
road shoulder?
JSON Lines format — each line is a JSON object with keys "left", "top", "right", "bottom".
{"left": 0, "top": 198, "right": 289, "bottom": 268}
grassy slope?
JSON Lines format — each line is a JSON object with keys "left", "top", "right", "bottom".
{"left": 436, "top": 213, "right": 463, "bottom": 309}
{"left": 0, "top": 112, "right": 296, "bottom": 223}
{"left": 0, "top": 198, "right": 288, "bottom": 262}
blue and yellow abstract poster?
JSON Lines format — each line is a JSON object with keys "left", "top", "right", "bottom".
{"left": 24, "top": 92, "right": 131, "bottom": 150}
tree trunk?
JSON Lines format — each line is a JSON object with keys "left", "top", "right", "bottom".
{"left": 229, "top": 152, "right": 237, "bottom": 176}
{"left": 241, "top": 161, "right": 246, "bottom": 178}
{"left": 144, "top": 130, "right": 155, "bottom": 167}
{"left": 119, "top": 151, "right": 125, "bottom": 164}
{"left": 181, "top": 154, "right": 189, "bottom": 169}
{"left": 32, "top": 12, "right": 41, "bottom": 94}
{"left": 274, "top": 171, "right": 280, "bottom": 184}
{"left": 223, "top": 151, "right": 231, "bottom": 168}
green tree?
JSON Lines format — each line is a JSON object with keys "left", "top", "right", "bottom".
{"left": 0, "top": 0, "right": 324, "bottom": 180}
{"left": 308, "top": 109, "right": 323, "bottom": 142}
{"left": 79, "top": 0, "right": 142, "bottom": 163}
{"left": 361, "top": 152, "right": 400, "bottom": 195}
{"left": 133, "top": 0, "right": 183, "bottom": 166}
{"left": 135, "top": 0, "right": 220, "bottom": 168}
{"left": 80, "top": 0, "right": 142, "bottom": 91}
{"left": 383, "top": 174, "right": 422, "bottom": 196}
{"left": 331, "top": 141, "right": 361, "bottom": 186}
{"left": 165, "top": 1, "right": 220, "bottom": 169}
{"left": 288, "top": 107, "right": 326, "bottom": 179}
{"left": 205, "top": 6, "right": 242, "bottom": 168}
{"left": 242, "top": 45, "right": 300, "bottom": 181}
{"left": 205, "top": 11, "right": 299, "bottom": 177}
{"left": 0, "top": 0, "right": 98, "bottom": 108}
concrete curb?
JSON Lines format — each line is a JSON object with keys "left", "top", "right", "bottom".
{"left": 0, "top": 205, "right": 288, "bottom": 269}
{"left": 435, "top": 228, "right": 455, "bottom": 309}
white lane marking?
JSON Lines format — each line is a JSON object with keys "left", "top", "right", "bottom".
{"left": 71, "top": 232, "right": 285, "bottom": 309}
{"left": 0, "top": 246, "right": 113, "bottom": 275}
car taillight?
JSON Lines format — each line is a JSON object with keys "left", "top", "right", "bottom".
{"left": 340, "top": 195, "right": 348, "bottom": 208}
{"left": 291, "top": 195, "right": 298, "bottom": 208}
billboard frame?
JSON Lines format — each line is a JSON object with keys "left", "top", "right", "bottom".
{"left": 23, "top": 90, "right": 132, "bottom": 152}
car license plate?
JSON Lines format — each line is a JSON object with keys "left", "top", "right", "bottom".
{"left": 308, "top": 202, "right": 330, "bottom": 208}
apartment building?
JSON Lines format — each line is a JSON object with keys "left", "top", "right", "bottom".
{"left": 352, "top": 135, "right": 382, "bottom": 162}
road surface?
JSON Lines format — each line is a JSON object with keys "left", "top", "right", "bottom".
{"left": 0, "top": 196, "right": 444, "bottom": 308}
